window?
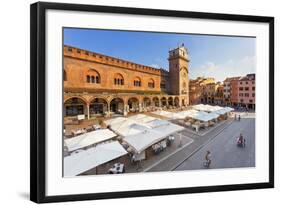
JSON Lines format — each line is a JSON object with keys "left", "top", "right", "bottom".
{"left": 87, "top": 75, "right": 90, "bottom": 83}
{"left": 160, "top": 82, "right": 166, "bottom": 89}
{"left": 239, "top": 93, "right": 243, "bottom": 97}
{"left": 67, "top": 47, "right": 72, "bottom": 52}
{"left": 252, "top": 86, "right": 255, "bottom": 91}
{"left": 245, "top": 87, "right": 249, "bottom": 91}
{"left": 86, "top": 69, "right": 101, "bottom": 84}
{"left": 249, "top": 100, "right": 253, "bottom": 103}
{"left": 246, "top": 81, "right": 248, "bottom": 84}
{"left": 245, "top": 93, "right": 249, "bottom": 97}
{"left": 148, "top": 79, "right": 155, "bottom": 88}
{"left": 252, "top": 93, "right": 255, "bottom": 97}
{"left": 240, "top": 82, "right": 243, "bottom": 85}
{"left": 91, "top": 76, "right": 95, "bottom": 83}
{"left": 133, "top": 77, "right": 141, "bottom": 87}
{"left": 239, "top": 87, "right": 243, "bottom": 91}
{"left": 114, "top": 73, "right": 124, "bottom": 85}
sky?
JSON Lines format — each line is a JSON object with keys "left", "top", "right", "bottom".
{"left": 64, "top": 28, "right": 256, "bottom": 82}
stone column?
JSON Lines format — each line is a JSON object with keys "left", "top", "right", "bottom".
{"left": 123, "top": 104, "right": 128, "bottom": 116}
{"left": 139, "top": 103, "right": 143, "bottom": 112}
{"left": 87, "top": 104, "right": 90, "bottom": 119}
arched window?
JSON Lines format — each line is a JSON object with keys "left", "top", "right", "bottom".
{"left": 86, "top": 69, "right": 101, "bottom": 84}
{"left": 63, "top": 70, "right": 67, "bottom": 81}
{"left": 114, "top": 73, "right": 124, "bottom": 85}
{"left": 133, "top": 77, "right": 141, "bottom": 87}
{"left": 148, "top": 78, "right": 155, "bottom": 88}
{"left": 182, "top": 82, "right": 186, "bottom": 88}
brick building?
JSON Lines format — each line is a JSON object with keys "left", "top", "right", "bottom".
{"left": 63, "top": 44, "right": 190, "bottom": 118}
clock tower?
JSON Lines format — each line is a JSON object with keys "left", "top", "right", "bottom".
{"left": 168, "top": 44, "right": 189, "bottom": 106}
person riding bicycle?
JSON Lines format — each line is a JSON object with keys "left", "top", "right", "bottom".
{"left": 238, "top": 133, "right": 245, "bottom": 144}
{"left": 205, "top": 150, "right": 211, "bottom": 166}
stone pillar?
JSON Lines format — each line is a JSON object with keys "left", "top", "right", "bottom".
{"left": 123, "top": 104, "right": 129, "bottom": 116}
{"left": 87, "top": 104, "right": 90, "bottom": 119}
{"left": 139, "top": 103, "right": 143, "bottom": 112}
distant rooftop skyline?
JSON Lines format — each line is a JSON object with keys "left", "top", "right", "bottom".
{"left": 64, "top": 28, "right": 256, "bottom": 82}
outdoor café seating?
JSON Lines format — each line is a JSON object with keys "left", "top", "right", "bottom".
{"left": 108, "top": 163, "right": 125, "bottom": 174}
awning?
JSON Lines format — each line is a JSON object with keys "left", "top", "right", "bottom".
{"left": 128, "top": 114, "right": 156, "bottom": 123}
{"left": 110, "top": 119, "right": 151, "bottom": 137}
{"left": 104, "top": 117, "right": 127, "bottom": 126}
{"left": 189, "top": 111, "right": 219, "bottom": 122}
{"left": 213, "top": 107, "right": 234, "bottom": 115}
{"left": 146, "top": 119, "right": 170, "bottom": 128}
{"left": 64, "top": 141, "right": 127, "bottom": 176}
{"left": 153, "top": 110, "right": 181, "bottom": 119}
{"left": 123, "top": 122, "right": 184, "bottom": 153}
{"left": 193, "top": 104, "right": 223, "bottom": 112}
{"left": 65, "top": 129, "right": 117, "bottom": 152}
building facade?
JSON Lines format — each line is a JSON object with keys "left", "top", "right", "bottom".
{"left": 223, "top": 74, "right": 255, "bottom": 108}
{"left": 64, "top": 44, "right": 190, "bottom": 118}
{"left": 237, "top": 74, "right": 255, "bottom": 109}
{"left": 214, "top": 83, "right": 224, "bottom": 105}
{"left": 189, "top": 77, "right": 215, "bottom": 104}
{"left": 223, "top": 77, "right": 240, "bottom": 106}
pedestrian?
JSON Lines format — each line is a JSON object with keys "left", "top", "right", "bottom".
{"left": 204, "top": 150, "right": 211, "bottom": 167}
{"left": 238, "top": 115, "right": 241, "bottom": 121}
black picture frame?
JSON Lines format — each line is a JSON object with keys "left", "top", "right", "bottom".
{"left": 30, "top": 1, "right": 274, "bottom": 203}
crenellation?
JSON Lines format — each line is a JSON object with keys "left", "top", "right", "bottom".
{"left": 64, "top": 45, "right": 161, "bottom": 75}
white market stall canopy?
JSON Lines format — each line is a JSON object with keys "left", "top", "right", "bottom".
{"left": 152, "top": 108, "right": 220, "bottom": 122}
{"left": 105, "top": 114, "right": 184, "bottom": 152}
{"left": 104, "top": 117, "right": 127, "bottom": 126}
{"left": 128, "top": 114, "right": 156, "bottom": 123}
{"left": 113, "top": 122, "right": 151, "bottom": 137}
{"left": 65, "top": 129, "right": 117, "bottom": 152}
{"left": 188, "top": 111, "right": 219, "bottom": 122}
{"left": 193, "top": 104, "right": 223, "bottom": 112}
{"left": 64, "top": 141, "right": 127, "bottom": 177}
{"left": 123, "top": 121, "right": 184, "bottom": 153}
{"left": 153, "top": 110, "right": 181, "bottom": 119}
{"left": 175, "top": 109, "right": 199, "bottom": 119}
{"left": 212, "top": 107, "right": 235, "bottom": 115}
{"left": 152, "top": 122, "right": 185, "bottom": 135}
{"left": 146, "top": 119, "right": 170, "bottom": 128}
{"left": 108, "top": 117, "right": 151, "bottom": 137}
